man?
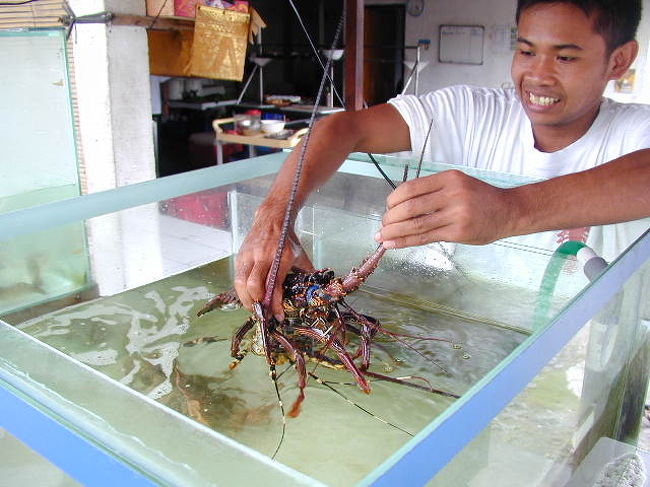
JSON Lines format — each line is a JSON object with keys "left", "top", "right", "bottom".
{"left": 235, "top": 0, "right": 650, "bottom": 318}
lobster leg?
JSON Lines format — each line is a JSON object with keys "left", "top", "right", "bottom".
{"left": 229, "top": 318, "right": 255, "bottom": 369}
{"left": 327, "top": 306, "right": 372, "bottom": 369}
{"left": 340, "top": 301, "right": 452, "bottom": 374}
{"left": 340, "top": 307, "right": 379, "bottom": 370}
{"left": 271, "top": 330, "right": 307, "bottom": 418}
{"left": 197, "top": 289, "right": 241, "bottom": 316}
{"left": 294, "top": 327, "right": 371, "bottom": 394}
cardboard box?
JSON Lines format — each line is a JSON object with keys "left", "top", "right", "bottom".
{"left": 146, "top": 0, "right": 174, "bottom": 17}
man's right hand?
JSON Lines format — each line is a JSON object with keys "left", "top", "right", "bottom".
{"left": 233, "top": 202, "right": 314, "bottom": 321}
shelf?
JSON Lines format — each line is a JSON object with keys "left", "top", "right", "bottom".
{"left": 112, "top": 14, "right": 194, "bottom": 31}
{"left": 167, "top": 99, "right": 238, "bottom": 110}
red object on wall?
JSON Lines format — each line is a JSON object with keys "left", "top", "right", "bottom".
{"left": 163, "top": 189, "right": 230, "bottom": 229}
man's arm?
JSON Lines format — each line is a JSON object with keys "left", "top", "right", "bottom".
{"left": 234, "top": 103, "right": 411, "bottom": 318}
{"left": 376, "top": 149, "right": 650, "bottom": 248}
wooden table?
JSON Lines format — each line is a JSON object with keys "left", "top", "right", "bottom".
{"left": 212, "top": 117, "right": 308, "bottom": 164}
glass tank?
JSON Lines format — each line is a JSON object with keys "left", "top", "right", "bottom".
{"left": 0, "top": 30, "right": 84, "bottom": 316}
{"left": 0, "top": 152, "right": 648, "bottom": 486}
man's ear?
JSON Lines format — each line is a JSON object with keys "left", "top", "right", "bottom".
{"left": 608, "top": 40, "right": 639, "bottom": 80}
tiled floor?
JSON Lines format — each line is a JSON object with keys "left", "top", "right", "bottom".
{"left": 85, "top": 207, "right": 233, "bottom": 296}
{"left": 157, "top": 213, "right": 232, "bottom": 274}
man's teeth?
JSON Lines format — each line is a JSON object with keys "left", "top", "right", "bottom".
{"left": 529, "top": 93, "right": 559, "bottom": 106}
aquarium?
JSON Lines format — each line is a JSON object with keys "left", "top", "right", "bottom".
{"left": 0, "top": 152, "right": 648, "bottom": 486}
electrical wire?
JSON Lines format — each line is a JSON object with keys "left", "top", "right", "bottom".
{"left": 148, "top": 0, "right": 169, "bottom": 29}
{"left": 286, "top": 0, "right": 346, "bottom": 108}
{"left": 0, "top": 0, "right": 42, "bottom": 5}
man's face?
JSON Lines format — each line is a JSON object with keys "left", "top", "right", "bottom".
{"left": 511, "top": 3, "right": 614, "bottom": 146}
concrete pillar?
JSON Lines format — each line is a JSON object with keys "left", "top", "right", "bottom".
{"left": 69, "top": 0, "right": 156, "bottom": 194}
{"left": 69, "top": 1, "right": 163, "bottom": 294}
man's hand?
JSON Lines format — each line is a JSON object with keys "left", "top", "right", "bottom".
{"left": 375, "top": 169, "right": 517, "bottom": 247}
{"left": 376, "top": 150, "right": 650, "bottom": 249}
{"left": 233, "top": 203, "right": 314, "bottom": 321}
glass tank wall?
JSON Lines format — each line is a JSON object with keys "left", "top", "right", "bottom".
{"left": 0, "top": 29, "right": 80, "bottom": 213}
{"left": 0, "top": 152, "right": 648, "bottom": 486}
{"left": 0, "top": 29, "right": 83, "bottom": 317}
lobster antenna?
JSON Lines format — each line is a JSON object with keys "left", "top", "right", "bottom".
{"left": 286, "top": 0, "right": 346, "bottom": 108}
{"left": 262, "top": 14, "right": 345, "bottom": 313}
{"left": 410, "top": 117, "right": 471, "bottom": 281}
{"left": 416, "top": 118, "right": 435, "bottom": 179}
{"left": 269, "top": 362, "right": 287, "bottom": 459}
{"left": 307, "top": 371, "right": 414, "bottom": 436}
{"left": 367, "top": 153, "right": 397, "bottom": 190}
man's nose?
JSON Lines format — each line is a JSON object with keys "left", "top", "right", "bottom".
{"left": 527, "top": 55, "right": 557, "bottom": 83}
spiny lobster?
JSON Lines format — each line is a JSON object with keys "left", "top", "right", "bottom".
{"left": 195, "top": 244, "right": 458, "bottom": 420}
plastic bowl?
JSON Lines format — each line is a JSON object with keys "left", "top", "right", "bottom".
{"left": 261, "top": 119, "right": 286, "bottom": 135}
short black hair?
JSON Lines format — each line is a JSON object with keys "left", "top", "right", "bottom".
{"left": 515, "top": 0, "right": 642, "bottom": 53}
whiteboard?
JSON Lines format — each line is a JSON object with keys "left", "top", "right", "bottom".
{"left": 439, "top": 25, "right": 485, "bottom": 65}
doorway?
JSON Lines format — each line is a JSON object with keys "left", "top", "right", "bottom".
{"left": 364, "top": 4, "right": 406, "bottom": 106}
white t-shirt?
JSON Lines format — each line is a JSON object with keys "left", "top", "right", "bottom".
{"left": 387, "top": 85, "right": 650, "bottom": 259}
{"left": 388, "top": 85, "right": 650, "bottom": 178}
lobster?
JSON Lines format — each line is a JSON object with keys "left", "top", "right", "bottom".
{"left": 195, "top": 243, "right": 458, "bottom": 421}
{"left": 196, "top": 245, "right": 386, "bottom": 416}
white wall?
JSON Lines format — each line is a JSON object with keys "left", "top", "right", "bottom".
{"left": 405, "top": 0, "right": 517, "bottom": 93}
{"left": 404, "top": 0, "right": 650, "bottom": 104}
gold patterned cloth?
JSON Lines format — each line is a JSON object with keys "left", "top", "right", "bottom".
{"left": 190, "top": 5, "right": 250, "bottom": 81}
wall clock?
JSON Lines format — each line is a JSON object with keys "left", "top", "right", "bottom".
{"left": 407, "top": 0, "right": 425, "bottom": 17}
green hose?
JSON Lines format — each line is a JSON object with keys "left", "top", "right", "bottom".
{"left": 533, "top": 241, "right": 588, "bottom": 331}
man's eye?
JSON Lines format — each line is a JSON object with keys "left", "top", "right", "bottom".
{"left": 518, "top": 49, "right": 534, "bottom": 56}
{"left": 558, "top": 55, "right": 577, "bottom": 62}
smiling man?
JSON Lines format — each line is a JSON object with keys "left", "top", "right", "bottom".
{"left": 231, "top": 0, "right": 650, "bottom": 318}
{"left": 513, "top": 1, "right": 641, "bottom": 152}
